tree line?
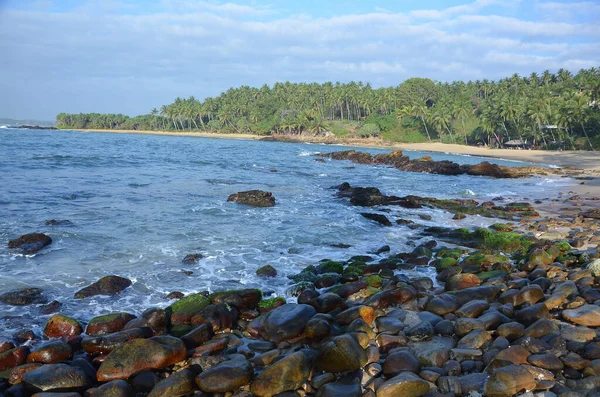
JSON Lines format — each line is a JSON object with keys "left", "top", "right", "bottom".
{"left": 56, "top": 67, "right": 600, "bottom": 150}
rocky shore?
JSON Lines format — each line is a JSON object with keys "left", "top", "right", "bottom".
{"left": 1, "top": 173, "right": 600, "bottom": 396}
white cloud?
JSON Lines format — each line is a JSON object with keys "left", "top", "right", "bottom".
{"left": 0, "top": 0, "right": 598, "bottom": 119}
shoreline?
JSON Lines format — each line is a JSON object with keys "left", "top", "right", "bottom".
{"left": 72, "top": 128, "right": 600, "bottom": 172}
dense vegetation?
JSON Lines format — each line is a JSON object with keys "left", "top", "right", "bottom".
{"left": 57, "top": 68, "right": 600, "bottom": 149}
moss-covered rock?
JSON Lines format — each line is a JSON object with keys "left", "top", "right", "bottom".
{"left": 168, "top": 293, "right": 210, "bottom": 325}
{"left": 489, "top": 223, "right": 514, "bottom": 232}
{"left": 473, "top": 228, "right": 534, "bottom": 254}
{"left": 256, "top": 265, "right": 277, "bottom": 277}
{"left": 474, "top": 270, "right": 508, "bottom": 282}
{"left": 316, "top": 260, "right": 344, "bottom": 274}
{"left": 258, "top": 297, "right": 286, "bottom": 312}
{"left": 460, "top": 253, "right": 510, "bottom": 273}
{"left": 363, "top": 275, "right": 383, "bottom": 288}
{"left": 436, "top": 257, "right": 458, "bottom": 271}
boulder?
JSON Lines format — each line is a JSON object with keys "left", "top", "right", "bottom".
{"left": 484, "top": 364, "right": 536, "bottom": 396}
{"left": 148, "top": 368, "right": 195, "bottom": 397}
{"left": 316, "top": 334, "right": 367, "bottom": 373}
{"left": 195, "top": 359, "right": 254, "bottom": 393}
{"left": 251, "top": 350, "right": 314, "bottom": 397}
{"left": 563, "top": 304, "right": 600, "bottom": 327}
{"left": 44, "top": 314, "right": 83, "bottom": 338}
{"left": 0, "top": 346, "right": 29, "bottom": 371}
{"left": 0, "top": 288, "right": 46, "bottom": 306}
{"left": 249, "top": 303, "right": 316, "bottom": 343}
{"left": 383, "top": 350, "right": 421, "bottom": 377}
{"left": 227, "top": 190, "right": 275, "bottom": 207}
{"left": 82, "top": 327, "right": 153, "bottom": 356}
{"left": 168, "top": 293, "right": 211, "bottom": 325}
{"left": 86, "top": 380, "right": 133, "bottom": 397}
{"left": 376, "top": 371, "right": 430, "bottom": 397}
{"left": 74, "top": 275, "right": 132, "bottom": 299}
{"left": 26, "top": 341, "right": 73, "bottom": 364}
{"left": 8, "top": 233, "right": 52, "bottom": 254}
{"left": 86, "top": 312, "right": 137, "bottom": 336}
{"left": 97, "top": 336, "right": 186, "bottom": 381}
{"left": 256, "top": 265, "right": 277, "bottom": 277}
{"left": 22, "top": 364, "right": 92, "bottom": 393}
{"left": 182, "top": 253, "right": 202, "bottom": 264}
{"left": 210, "top": 289, "right": 262, "bottom": 310}
{"left": 445, "top": 274, "right": 480, "bottom": 291}
{"left": 124, "top": 307, "right": 168, "bottom": 335}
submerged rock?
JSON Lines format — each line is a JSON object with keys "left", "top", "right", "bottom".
{"left": 227, "top": 190, "right": 276, "bottom": 207}
{"left": 74, "top": 275, "right": 132, "bottom": 299}
{"left": 0, "top": 288, "right": 46, "bottom": 306}
{"left": 7, "top": 233, "right": 52, "bottom": 254}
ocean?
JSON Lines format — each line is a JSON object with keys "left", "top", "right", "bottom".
{"left": 0, "top": 128, "right": 572, "bottom": 336}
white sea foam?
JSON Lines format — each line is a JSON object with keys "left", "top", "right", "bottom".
{"left": 298, "top": 150, "right": 320, "bottom": 157}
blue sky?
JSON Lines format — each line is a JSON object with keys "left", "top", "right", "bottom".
{"left": 0, "top": 0, "right": 598, "bottom": 120}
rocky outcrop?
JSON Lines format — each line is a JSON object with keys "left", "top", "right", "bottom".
{"left": 7, "top": 233, "right": 52, "bottom": 254}
{"left": 74, "top": 275, "right": 132, "bottom": 299}
{"left": 227, "top": 190, "right": 276, "bottom": 207}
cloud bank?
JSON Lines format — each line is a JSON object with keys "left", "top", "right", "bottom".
{"left": 0, "top": 0, "right": 598, "bottom": 119}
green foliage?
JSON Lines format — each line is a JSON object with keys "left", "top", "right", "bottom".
{"left": 55, "top": 67, "right": 600, "bottom": 150}
{"left": 358, "top": 123, "right": 381, "bottom": 137}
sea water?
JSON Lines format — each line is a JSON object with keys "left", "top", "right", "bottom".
{"left": 0, "top": 129, "right": 572, "bottom": 336}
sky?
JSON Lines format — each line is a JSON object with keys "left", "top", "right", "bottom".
{"left": 0, "top": 0, "right": 598, "bottom": 120}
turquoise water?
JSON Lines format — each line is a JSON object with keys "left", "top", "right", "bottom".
{"left": 0, "top": 129, "right": 571, "bottom": 335}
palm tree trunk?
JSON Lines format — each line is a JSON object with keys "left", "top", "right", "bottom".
{"left": 420, "top": 116, "right": 432, "bottom": 141}
{"left": 581, "top": 123, "right": 596, "bottom": 151}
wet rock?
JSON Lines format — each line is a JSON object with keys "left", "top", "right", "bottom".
{"left": 8, "top": 233, "right": 52, "bottom": 254}
{"left": 0, "top": 346, "right": 29, "bottom": 371}
{"left": 168, "top": 293, "right": 211, "bottom": 326}
{"left": 484, "top": 364, "right": 536, "bottom": 396}
{"left": 515, "top": 303, "right": 550, "bottom": 326}
{"left": 21, "top": 364, "right": 92, "bottom": 393}
{"left": 248, "top": 303, "right": 316, "bottom": 343}
{"left": 132, "top": 371, "right": 160, "bottom": 393}
{"left": 251, "top": 350, "right": 314, "bottom": 397}
{"left": 82, "top": 327, "right": 153, "bottom": 356}
{"left": 227, "top": 190, "right": 276, "bottom": 207}
{"left": 361, "top": 213, "right": 392, "bottom": 226}
{"left": 166, "top": 291, "right": 184, "bottom": 300}
{"left": 409, "top": 337, "right": 452, "bottom": 367}
{"left": 0, "top": 288, "right": 46, "bottom": 306}
{"left": 335, "top": 305, "right": 375, "bottom": 326}
{"left": 455, "top": 300, "right": 489, "bottom": 318}
{"left": 45, "top": 219, "right": 72, "bottom": 226}
{"left": 74, "top": 275, "right": 132, "bottom": 299}
{"left": 86, "top": 312, "right": 137, "bottom": 336}
{"left": 27, "top": 341, "right": 72, "bottom": 364}
{"left": 181, "top": 323, "right": 214, "bottom": 349}
{"left": 147, "top": 368, "right": 195, "bottom": 397}
{"left": 256, "top": 265, "right": 277, "bottom": 277}
{"left": 383, "top": 350, "right": 421, "bottom": 377}
{"left": 196, "top": 359, "right": 253, "bottom": 393}
{"left": 376, "top": 371, "right": 430, "bottom": 397}
{"left": 406, "top": 321, "right": 435, "bottom": 342}
{"left": 210, "top": 288, "right": 262, "bottom": 310}
{"left": 425, "top": 294, "right": 459, "bottom": 316}
{"left": 563, "top": 305, "right": 600, "bottom": 327}
{"left": 191, "top": 303, "right": 238, "bottom": 332}
{"left": 39, "top": 300, "right": 62, "bottom": 314}
{"left": 316, "top": 334, "right": 367, "bottom": 373}
{"left": 124, "top": 307, "right": 168, "bottom": 335}
{"left": 528, "top": 353, "right": 564, "bottom": 371}
{"left": 486, "top": 345, "right": 530, "bottom": 371}
{"left": 86, "top": 379, "right": 132, "bottom": 397}
{"left": 182, "top": 253, "right": 202, "bottom": 264}
{"left": 44, "top": 314, "right": 83, "bottom": 338}
{"left": 445, "top": 274, "right": 480, "bottom": 291}
{"left": 8, "top": 363, "right": 43, "bottom": 385}
{"left": 97, "top": 336, "right": 186, "bottom": 381}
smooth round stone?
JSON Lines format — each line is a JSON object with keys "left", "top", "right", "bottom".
{"left": 250, "top": 350, "right": 314, "bottom": 397}
{"left": 375, "top": 316, "right": 405, "bottom": 334}
{"left": 383, "top": 351, "right": 421, "bottom": 377}
{"left": 528, "top": 354, "right": 564, "bottom": 371}
{"left": 376, "top": 371, "right": 430, "bottom": 397}
{"left": 22, "top": 364, "right": 92, "bottom": 393}
{"left": 316, "top": 334, "right": 367, "bottom": 373}
{"left": 406, "top": 321, "right": 434, "bottom": 342}
{"left": 434, "top": 320, "right": 454, "bottom": 336}
{"left": 26, "top": 341, "right": 73, "bottom": 364}
{"left": 496, "top": 322, "right": 525, "bottom": 341}
{"left": 563, "top": 305, "right": 600, "bottom": 327}
{"left": 86, "top": 379, "right": 132, "bottom": 397}
{"left": 484, "top": 364, "right": 536, "bottom": 396}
